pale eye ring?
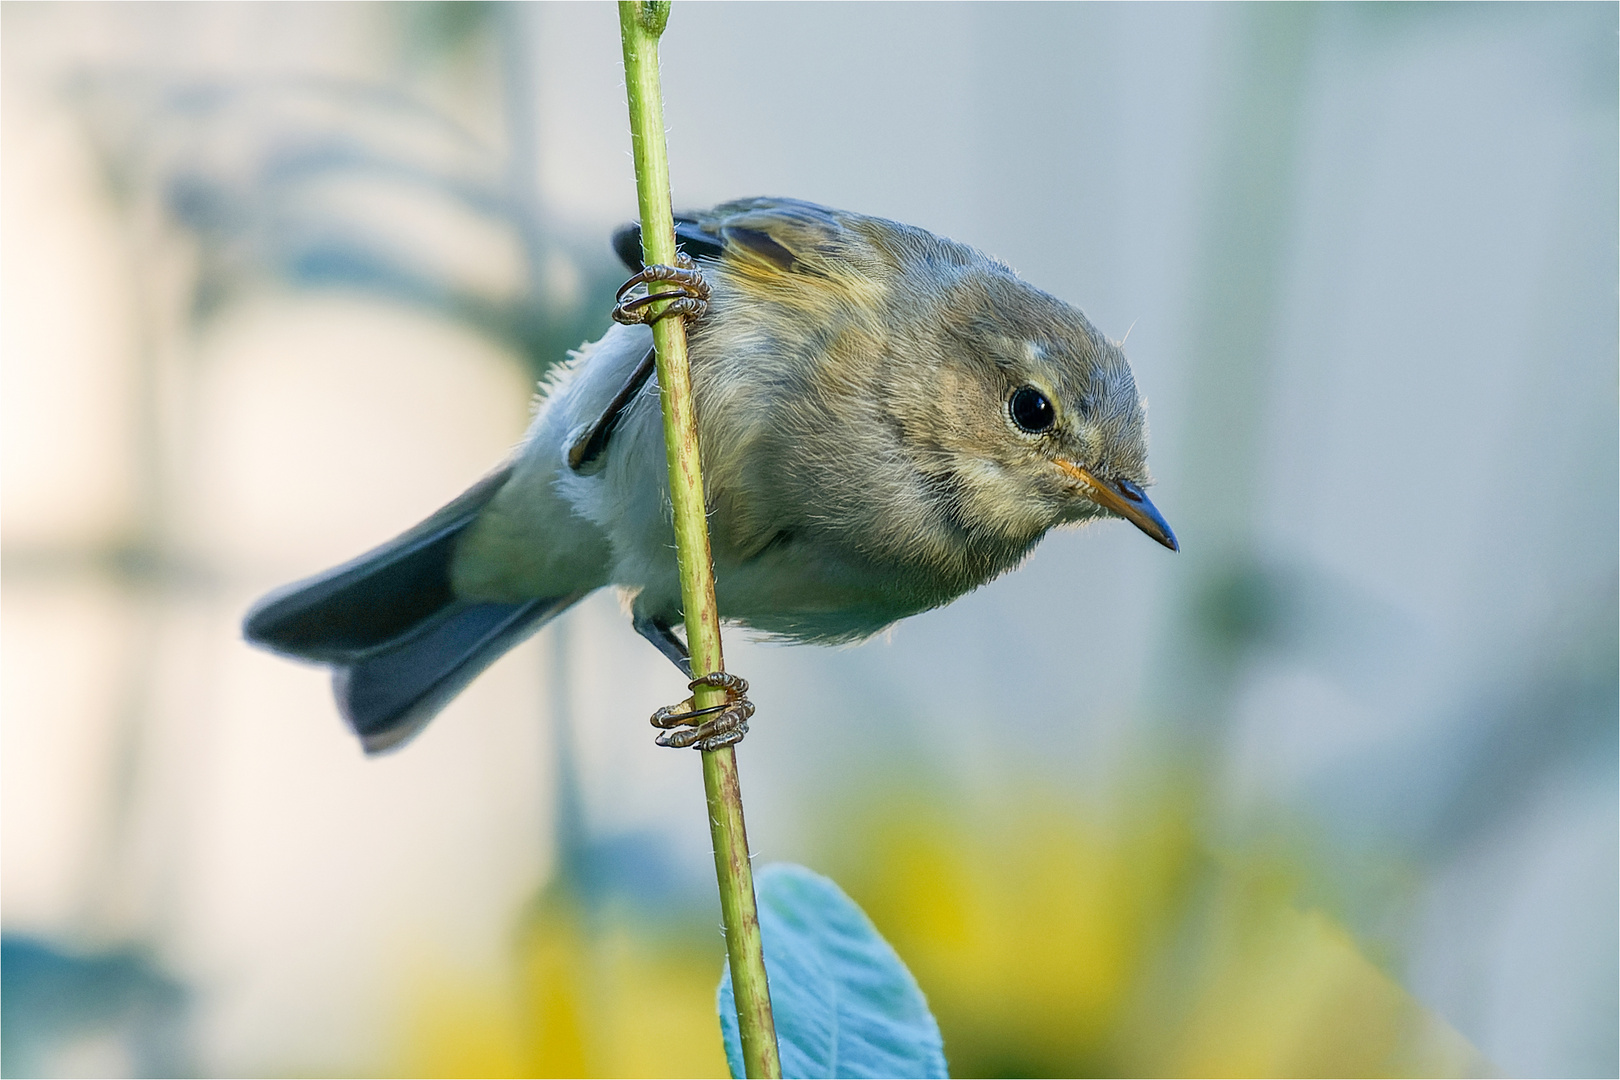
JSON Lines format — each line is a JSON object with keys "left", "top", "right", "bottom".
{"left": 1009, "top": 385, "right": 1055, "bottom": 433}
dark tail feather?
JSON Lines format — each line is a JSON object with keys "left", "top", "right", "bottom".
{"left": 243, "top": 463, "right": 584, "bottom": 752}
{"left": 336, "top": 593, "right": 582, "bottom": 754}
{"left": 244, "top": 465, "right": 515, "bottom": 663}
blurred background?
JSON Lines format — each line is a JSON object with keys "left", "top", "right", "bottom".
{"left": 3, "top": 2, "right": 1614, "bottom": 1077}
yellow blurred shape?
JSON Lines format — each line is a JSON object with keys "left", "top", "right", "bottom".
{"left": 824, "top": 785, "right": 1488, "bottom": 1078}
{"left": 828, "top": 788, "right": 1194, "bottom": 1075}
{"left": 519, "top": 894, "right": 593, "bottom": 1078}
{"left": 1131, "top": 859, "right": 1491, "bottom": 1079}
{"left": 590, "top": 928, "right": 732, "bottom": 1079}
{"left": 510, "top": 889, "right": 730, "bottom": 1078}
{"left": 397, "top": 962, "right": 526, "bottom": 1079}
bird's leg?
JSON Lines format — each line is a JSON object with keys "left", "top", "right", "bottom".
{"left": 611, "top": 253, "right": 710, "bottom": 327}
{"left": 633, "top": 612, "right": 692, "bottom": 677}
{"left": 650, "top": 672, "right": 755, "bottom": 752}
{"left": 568, "top": 345, "right": 656, "bottom": 472}
{"left": 634, "top": 614, "right": 754, "bottom": 751}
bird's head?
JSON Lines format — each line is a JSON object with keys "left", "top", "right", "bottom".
{"left": 907, "top": 267, "right": 1178, "bottom": 554}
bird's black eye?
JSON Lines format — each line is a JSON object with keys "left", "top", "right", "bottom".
{"left": 1009, "top": 385, "right": 1055, "bottom": 433}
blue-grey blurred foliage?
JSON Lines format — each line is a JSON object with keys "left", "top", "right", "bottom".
{"left": 717, "top": 864, "right": 948, "bottom": 1080}
{"left": 0, "top": 936, "right": 188, "bottom": 1079}
{"left": 72, "top": 68, "right": 621, "bottom": 376}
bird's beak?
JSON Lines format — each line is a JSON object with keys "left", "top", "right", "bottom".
{"left": 1055, "top": 460, "right": 1179, "bottom": 551}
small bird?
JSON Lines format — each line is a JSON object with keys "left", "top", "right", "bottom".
{"left": 244, "top": 198, "right": 1176, "bottom": 754}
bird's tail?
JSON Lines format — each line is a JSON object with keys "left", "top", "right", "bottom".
{"left": 243, "top": 464, "right": 584, "bottom": 753}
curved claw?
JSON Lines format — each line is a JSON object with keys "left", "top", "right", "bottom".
{"left": 612, "top": 254, "right": 710, "bottom": 327}
{"left": 649, "top": 671, "right": 755, "bottom": 751}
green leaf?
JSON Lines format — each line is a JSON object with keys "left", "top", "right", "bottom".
{"left": 718, "top": 863, "right": 947, "bottom": 1079}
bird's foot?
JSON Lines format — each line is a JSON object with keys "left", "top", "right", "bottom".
{"left": 612, "top": 253, "right": 710, "bottom": 326}
{"left": 650, "top": 671, "right": 754, "bottom": 751}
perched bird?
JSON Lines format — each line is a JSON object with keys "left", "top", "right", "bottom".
{"left": 244, "top": 198, "right": 1176, "bottom": 754}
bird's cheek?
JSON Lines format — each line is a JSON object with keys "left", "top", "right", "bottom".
{"left": 1057, "top": 491, "right": 1109, "bottom": 525}
{"left": 1017, "top": 477, "right": 1077, "bottom": 533}
{"left": 962, "top": 460, "right": 1048, "bottom": 539}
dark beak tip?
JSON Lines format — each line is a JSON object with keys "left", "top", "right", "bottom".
{"left": 1125, "top": 488, "right": 1177, "bottom": 553}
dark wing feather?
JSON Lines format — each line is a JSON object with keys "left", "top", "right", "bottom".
{"left": 612, "top": 217, "right": 727, "bottom": 272}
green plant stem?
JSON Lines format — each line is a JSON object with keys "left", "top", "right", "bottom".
{"left": 616, "top": 4, "right": 781, "bottom": 1077}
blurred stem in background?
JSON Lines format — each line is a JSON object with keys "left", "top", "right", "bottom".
{"left": 1111, "top": 6, "right": 1323, "bottom": 1051}
{"left": 1154, "top": 2, "right": 1318, "bottom": 752}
